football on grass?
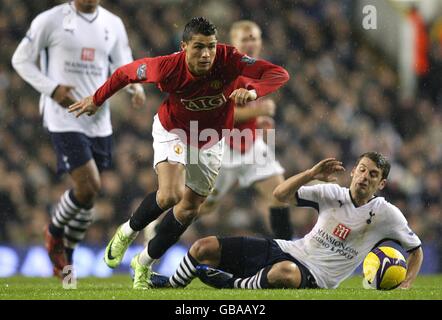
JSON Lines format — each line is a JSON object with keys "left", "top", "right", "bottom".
{"left": 362, "top": 246, "right": 407, "bottom": 290}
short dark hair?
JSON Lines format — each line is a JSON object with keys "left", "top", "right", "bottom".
{"left": 357, "top": 152, "right": 391, "bottom": 179}
{"left": 182, "top": 17, "right": 217, "bottom": 42}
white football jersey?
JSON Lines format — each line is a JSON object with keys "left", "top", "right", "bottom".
{"left": 275, "top": 183, "right": 421, "bottom": 289}
{"left": 12, "top": 3, "right": 134, "bottom": 137}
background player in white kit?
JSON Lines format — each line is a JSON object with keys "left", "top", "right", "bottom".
{"left": 11, "top": 0, "right": 145, "bottom": 278}
{"left": 150, "top": 152, "right": 423, "bottom": 290}
{"left": 199, "top": 20, "right": 292, "bottom": 239}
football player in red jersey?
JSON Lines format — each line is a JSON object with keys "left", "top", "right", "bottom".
{"left": 199, "top": 20, "right": 293, "bottom": 240}
{"left": 69, "top": 17, "right": 289, "bottom": 289}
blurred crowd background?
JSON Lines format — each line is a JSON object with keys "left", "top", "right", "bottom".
{"left": 0, "top": 0, "right": 441, "bottom": 270}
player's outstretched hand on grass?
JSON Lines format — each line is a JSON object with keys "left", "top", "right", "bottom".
{"left": 309, "top": 158, "right": 345, "bottom": 182}
{"left": 229, "top": 88, "right": 257, "bottom": 106}
{"left": 68, "top": 96, "right": 99, "bottom": 118}
{"left": 398, "top": 280, "right": 411, "bottom": 289}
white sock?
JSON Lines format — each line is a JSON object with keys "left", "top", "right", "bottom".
{"left": 169, "top": 252, "right": 197, "bottom": 288}
{"left": 52, "top": 190, "right": 81, "bottom": 229}
{"left": 121, "top": 221, "right": 139, "bottom": 238}
{"left": 138, "top": 247, "right": 156, "bottom": 266}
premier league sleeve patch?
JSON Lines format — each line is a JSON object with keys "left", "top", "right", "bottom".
{"left": 241, "top": 55, "right": 257, "bottom": 65}
{"left": 136, "top": 63, "right": 147, "bottom": 80}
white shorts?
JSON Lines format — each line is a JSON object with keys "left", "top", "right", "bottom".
{"left": 207, "top": 137, "right": 284, "bottom": 202}
{"left": 152, "top": 114, "right": 224, "bottom": 197}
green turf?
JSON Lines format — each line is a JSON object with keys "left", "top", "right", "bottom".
{"left": 0, "top": 275, "right": 441, "bottom": 300}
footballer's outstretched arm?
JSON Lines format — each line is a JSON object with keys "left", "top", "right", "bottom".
{"left": 273, "top": 158, "right": 345, "bottom": 205}
{"left": 92, "top": 56, "right": 169, "bottom": 106}
{"left": 239, "top": 59, "right": 289, "bottom": 98}
{"left": 69, "top": 56, "right": 169, "bottom": 117}
{"left": 233, "top": 105, "right": 262, "bottom": 122}
{"left": 228, "top": 47, "right": 289, "bottom": 99}
{"left": 399, "top": 247, "right": 423, "bottom": 289}
{"left": 228, "top": 57, "right": 288, "bottom": 108}
{"left": 234, "top": 98, "right": 275, "bottom": 123}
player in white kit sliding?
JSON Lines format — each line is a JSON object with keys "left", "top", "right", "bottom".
{"left": 11, "top": 0, "right": 145, "bottom": 278}
{"left": 150, "top": 152, "right": 423, "bottom": 289}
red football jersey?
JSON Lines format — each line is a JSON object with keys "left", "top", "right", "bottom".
{"left": 93, "top": 44, "right": 289, "bottom": 148}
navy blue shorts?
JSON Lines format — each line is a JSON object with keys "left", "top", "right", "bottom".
{"left": 217, "top": 236, "right": 318, "bottom": 289}
{"left": 50, "top": 132, "right": 113, "bottom": 175}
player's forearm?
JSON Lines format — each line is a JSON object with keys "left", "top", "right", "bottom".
{"left": 125, "top": 83, "right": 144, "bottom": 94}
{"left": 93, "top": 62, "right": 140, "bottom": 106}
{"left": 234, "top": 106, "right": 260, "bottom": 123}
{"left": 402, "top": 247, "right": 423, "bottom": 288}
{"left": 242, "top": 61, "right": 289, "bottom": 97}
{"left": 273, "top": 169, "right": 314, "bottom": 204}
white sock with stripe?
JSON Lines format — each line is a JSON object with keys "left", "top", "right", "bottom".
{"left": 51, "top": 190, "right": 82, "bottom": 231}
{"left": 232, "top": 266, "right": 272, "bottom": 289}
{"left": 64, "top": 207, "right": 94, "bottom": 249}
{"left": 169, "top": 252, "right": 198, "bottom": 288}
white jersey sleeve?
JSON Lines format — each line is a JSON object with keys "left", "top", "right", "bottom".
{"left": 108, "top": 17, "right": 133, "bottom": 73}
{"left": 295, "top": 183, "right": 341, "bottom": 212}
{"left": 383, "top": 204, "right": 422, "bottom": 252}
{"left": 11, "top": 11, "right": 58, "bottom": 97}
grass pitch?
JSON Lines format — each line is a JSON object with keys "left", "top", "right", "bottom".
{"left": 0, "top": 274, "right": 441, "bottom": 300}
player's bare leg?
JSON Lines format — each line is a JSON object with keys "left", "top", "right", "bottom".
{"left": 66, "top": 160, "right": 100, "bottom": 259}
{"left": 195, "top": 239, "right": 302, "bottom": 289}
{"left": 158, "top": 236, "right": 220, "bottom": 288}
{"left": 105, "top": 161, "right": 185, "bottom": 269}
{"left": 197, "top": 197, "right": 218, "bottom": 216}
{"left": 196, "top": 167, "right": 237, "bottom": 217}
{"left": 254, "top": 174, "right": 293, "bottom": 240}
{"left": 190, "top": 236, "right": 222, "bottom": 265}
{"left": 132, "top": 187, "right": 206, "bottom": 289}
{"left": 144, "top": 186, "right": 205, "bottom": 262}
{"left": 156, "top": 161, "right": 186, "bottom": 209}
{"left": 131, "top": 161, "right": 185, "bottom": 234}
{"left": 192, "top": 237, "right": 301, "bottom": 289}
{"left": 70, "top": 159, "right": 101, "bottom": 205}
{"left": 266, "top": 261, "right": 302, "bottom": 288}
{"left": 45, "top": 159, "right": 99, "bottom": 278}
{"left": 162, "top": 236, "right": 302, "bottom": 289}
{"left": 197, "top": 260, "right": 302, "bottom": 289}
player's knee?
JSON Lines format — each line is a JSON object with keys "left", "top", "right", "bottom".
{"left": 190, "top": 236, "right": 220, "bottom": 263}
{"left": 175, "top": 199, "right": 204, "bottom": 224}
{"left": 267, "top": 261, "right": 300, "bottom": 288}
{"left": 175, "top": 207, "right": 198, "bottom": 225}
{"left": 157, "top": 189, "right": 184, "bottom": 209}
